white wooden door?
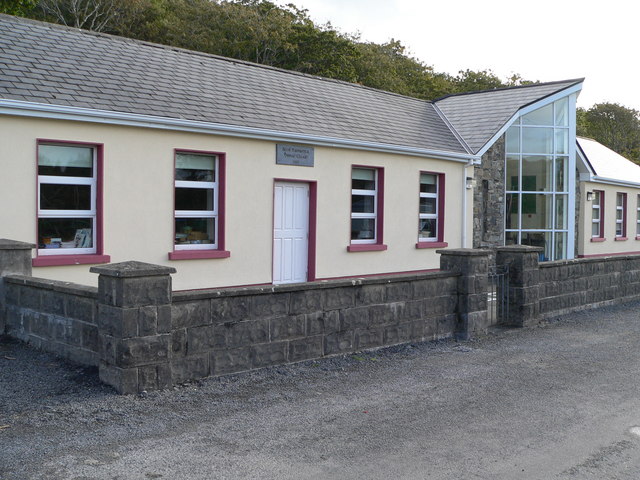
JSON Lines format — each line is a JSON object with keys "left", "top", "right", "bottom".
{"left": 273, "top": 182, "right": 309, "bottom": 284}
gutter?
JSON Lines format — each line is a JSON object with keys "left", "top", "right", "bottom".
{"left": 0, "top": 99, "right": 480, "bottom": 163}
{"left": 589, "top": 175, "right": 640, "bottom": 189}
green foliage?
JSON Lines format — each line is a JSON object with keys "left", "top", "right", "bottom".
{"left": 0, "top": 0, "right": 38, "bottom": 16}
{"left": 578, "top": 103, "right": 640, "bottom": 164}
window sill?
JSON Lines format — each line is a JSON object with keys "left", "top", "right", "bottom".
{"left": 416, "top": 241, "right": 448, "bottom": 249}
{"left": 169, "top": 250, "right": 230, "bottom": 260}
{"left": 636, "top": 236, "right": 640, "bottom": 241}
{"left": 615, "top": 237, "right": 628, "bottom": 241}
{"left": 33, "top": 254, "right": 111, "bottom": 267}
{"left": 590, "top": 237, "right": 606, "bottom": 243}
{"left": 347, "top": 244, "right": 388, "bottom": 252}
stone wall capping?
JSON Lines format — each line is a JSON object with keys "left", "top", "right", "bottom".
{"left": 0, "top": 239, "right": 36, "bottom": 250}
{"left": 495, "top": 245, "right": 544, "bottom": 253}
{"left": 172, "top": 270, "right": 458, "bottom": 302}
{"left": 90, "top": 261, "right": 176, "bottom": 278}
{"left": 4, "top": 274, "right": 97, "bottom": 298}
{"left": 436, "top": 248, "right": 491, "bottom": 257}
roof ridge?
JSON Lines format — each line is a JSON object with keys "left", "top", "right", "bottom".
{"left": 0, "top": 13, "right": 436, "bottom": 105}
{"left": 433, "top": 78, "right": 585, "bottom": 103}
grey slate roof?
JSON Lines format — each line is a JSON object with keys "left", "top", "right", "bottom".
{"left": 0, "top": 14, "right": 467, "bottom": 154}
{"left": 434, "top": 79, "right": 584, "bottom": 154}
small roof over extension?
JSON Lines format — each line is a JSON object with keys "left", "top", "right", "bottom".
{"left": 577, "top": 137, "right": 640, "bottom": 187}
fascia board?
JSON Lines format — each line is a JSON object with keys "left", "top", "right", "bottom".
{"left": 474, "top": 82, "right": 584, "bottom": 157}
{"left": 0, "top": 99, "right": 478, "bottom": 163}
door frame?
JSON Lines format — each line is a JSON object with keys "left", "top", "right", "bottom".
{"left": 272, "top": 178, "right": 317, "bottom": 283}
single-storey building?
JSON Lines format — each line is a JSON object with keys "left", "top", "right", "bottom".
{"left": 0, "top": 14, "right": 587, "bottom": 290}
{"left": 576, "top": 136, "right": 640, "bottom": 257}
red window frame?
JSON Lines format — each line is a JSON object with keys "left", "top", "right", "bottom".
{"left": 347, "top": 165, "right": 387, "bottom": 252}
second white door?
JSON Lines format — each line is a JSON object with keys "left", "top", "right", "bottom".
{"left": 273, "top": 182, "right": 309, "bottom": 284}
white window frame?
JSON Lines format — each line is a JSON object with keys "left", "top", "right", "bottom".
{"left": 591, "top": 190, "right": 602, "bottom": 238}
{"left": 616, "top": 192, "right": 626, "bottom": 238}
{"left": 37, "top": 144, "right": 97, "bottom": 256}
{"left": 351, "top": 167, "right": 377, "bottom": 245}
{"left": 174, "top": 152, "right": 219, "bottom": 250}
{"left": 419, "top": 173, "right": 439, "bottom": 242}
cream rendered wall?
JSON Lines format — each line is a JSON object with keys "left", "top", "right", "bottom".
{"left": 579, "top": 181, "right": 640, "bottom": 257}
{"left": 0, "top": 115, "right": 469, "bottom": 290}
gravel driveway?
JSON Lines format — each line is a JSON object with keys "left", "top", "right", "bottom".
{"left": 3, "top": 302, "right": 640, "bottom": 479}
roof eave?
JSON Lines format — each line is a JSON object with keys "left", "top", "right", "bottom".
{"left": 0, "top": 99, "right": 477, "bottom": 163}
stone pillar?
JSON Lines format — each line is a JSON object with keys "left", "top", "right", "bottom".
{"left": 0, "top": 239, "right": 35, "bottom": 334}
{"left": 438, "top": 248, "right": 490, "bottom": 340}
{"left": 495, "top": 245, "right": 542, "bottom": 327}
{"left": 91, "top": 261, "right": 176, "bottom": 394}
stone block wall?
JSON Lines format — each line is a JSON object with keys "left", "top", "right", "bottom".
{"left": 538, "top": 255, "right": 640, "bottom": 318}
{"left": 169, "top": 273, "right": 459, "bottom": 384}
{"left": 4, "top": 275, "right": 99, "bottom": 366}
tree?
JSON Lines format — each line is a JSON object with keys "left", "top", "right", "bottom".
{"left": 451, "top": 69, "right": 505, "bottom": 93}
{"left": 578, "top": 103, "right": 640, "bottom": 164}
{"left": 37, "top": 0, "right": 119, "bottom": 31}
{"left": 0, "top": 0, "right": 38, "bottom": 15}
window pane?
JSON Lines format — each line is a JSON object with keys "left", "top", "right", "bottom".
{"left": 522, "top": 156, "right": 552, "bottom": 191}
{"left": 617, "top": 194, "right": 624, "bottom": 207}
{"left": 175, "top": 153, "right": 215, "bottom": 181}
{"left": 555, "top": 129, "right": 569, "bottom": 155}
{"left": 38, "top": 145, "right": 93, "bottom": 177}
{"left": 555, "top": 195, "right": 568, "bottom": 229}
{"left": 505, "top": 231, "right": 518, "bottom": 245}
{"left": 506, "top": 155, "right": 519, "bottom": 190}
{"left": 352, "top": 168, "right": 375, "bottom": 190}
{"left": 592, "top": 207, "right": 600, "bottom": 221}
{"left": 420, "top": 174, "right": 437, "bottom": 193}
{"left": 505, "top": 126, "right": 520, "bottom": 153}
{"left": 522, "top": 127, "right": 553, "bottom": 154}
{"left": 522, "top": 104, "right": 553, "bottom": 125}
{"left": 593, "top": 191, "right": 600, "bottom": 207}
{"left": 521, "top": 232, "right": 550, "bottom": 261}
{"left": 554, "top": 97, "right": 569, "bottom": 126}
{"left": 40, "top": 184, "right": 91, "bottom": 210}
{"left": 351, "top": 218, "right": 375, "bottom": 240}
{"left": 592, "top": 222, "right": 600, "bottom": 237}
{"left": 555, "top": 156, "right": 568, "bottom": 191}
{"left": 420, "top": 197, "right": 437, "bottom": 214}
{"left": 506, "top": 193, "right": 519, "bottom": 229}
{"left": 175, "top": 188, "right": 214, "bottom": 211}
{"left": 38, "top": 218, "right": 93, "bottom": 249}
{"left": 554, "top": 232, "right": 567, "bottom": 261}
{"left": 175, "top": 218, "right": 215, "bottom": 245}
{"left": 521, "top": 194, "right": 552, "bottom": 229}
{"left": 419, "top": 218, "right": 437, "bottom": 240}
{"left": 352, "top": 194, "right": 375, "bottom": 213}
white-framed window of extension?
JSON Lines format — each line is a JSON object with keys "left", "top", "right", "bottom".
{"left": 636, "top": 194, "right": 640, "bottom": 238}
{"left": 416, "top": 172, "right": 447, "bottom": 248}
{"left": 591, "top": 190, "right": 604, "bottom": 240}
{"left": 616, "top": 192, "right": 627, "bottom": 239}
{"left": 348, "top": 166, "right": 386, "bottom": 252}
{"left": 37, "top": 143, "right": 98, "bottom": 257}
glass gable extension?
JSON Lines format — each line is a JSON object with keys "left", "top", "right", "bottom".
{"left": 505, "top": 97, "right": 575, "bottom": 261}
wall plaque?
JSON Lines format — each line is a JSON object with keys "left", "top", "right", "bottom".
{"left": 276, "top": 144, "right": 314, "bottom": 167}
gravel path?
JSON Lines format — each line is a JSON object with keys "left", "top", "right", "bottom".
{"left": 3, "top": 303, "right": 640, "bottom": 479}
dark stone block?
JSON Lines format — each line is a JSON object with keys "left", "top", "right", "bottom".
{"left": 383, "top": 323, "right": 412, "bottom": 345}
{"left": 306, "top": 310, "right": 340, "bottom": 335}
{"left": 211, "top": 296, "right": 250, "bottom": 324}
{"left": 386, "top": 282, "right": 413, "bottom": 302}
{"left": 171, "top": 329, "right": 187, "bottom": 357}
{"left": 157, "top": 305, "right": 172, "bottom": 333}
{"left": 171, "top": 354, "right": 210, "bottom": 384}
{"left": 212, "top": 347, "right": 252, "bottom": 375}
{"left": 251, "top": 342, "right": 288, "bottom": 368}
{"left": 323, "top": 288, "right": 354, "bottom": 311}
{"left": 437, "top": 314, "right": 456, "bottom": 339}
{"left": 324, "top": 331, "right": 353, "bottom": 355}
{"left": 138, "top": 365, "right": 159, "bottom": 391}
{"left": 187, "top": 325, "right": 217, "bottom": 354}
{"left": 116, "top": 334, "right": 170, "bottom": 368}
{"left": 289, "top": 336, "right": 323, "bottom": 362}
{"left": 101, "top": 334, "right": 117, "bottom": 364}
{"left": 354, "top": 328, "right": 383, "bottom": 349}
{"left": 223, "top": 319, "right": 269, "bottom": 348}
{"left": 98, "top": 275, "right": 172, "bottom": 308}
{"left": 340, "top": 307, "right": 371, "bottom": 330}
{"left": 66, "top": 296, "right": 96, "bottom": 323}
{"left": 400, "top": 300, "right": 423, "bottom": 321}
{"left": 99, "top": 362, "right": 138, "bottom": 394}
{"left": 423, "top": 317, "right": 437, "bottom": 340}
{"left": 21, "top": 287, "right": 41, "bottom": 310}
{"left": 289, "top": 290, "right": 322, "bottom": 314}
{"left": 412, "top": 279, "right": 438, "bottom": 299}
{"left": 4, "top": 283, "right": 20, "bottom": 306}
{"left": 81, "top": 322, "right": 99, "bottom": 352}
{"left": 138, "top": 306, "right": 158, "bottom": 336}
{"left": 42, "top": 291, "right": 65, "bottom": 316}
{"left": 171, "top": 301, "right": 211, "bottom": 329}
{"left": 369, "top": 304, "right": 401, "bottom": 326}
{"left": 251, "top": 293, "right": 290, "bottom": 318}
{"left": 98, "top": 304, "right": 138, "bottom": 338}
{"left": 270, "top": 315, "right": 305, "bottom": 341}
{"left": 355, "top": 285, "right": 386, "bottom": 306}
